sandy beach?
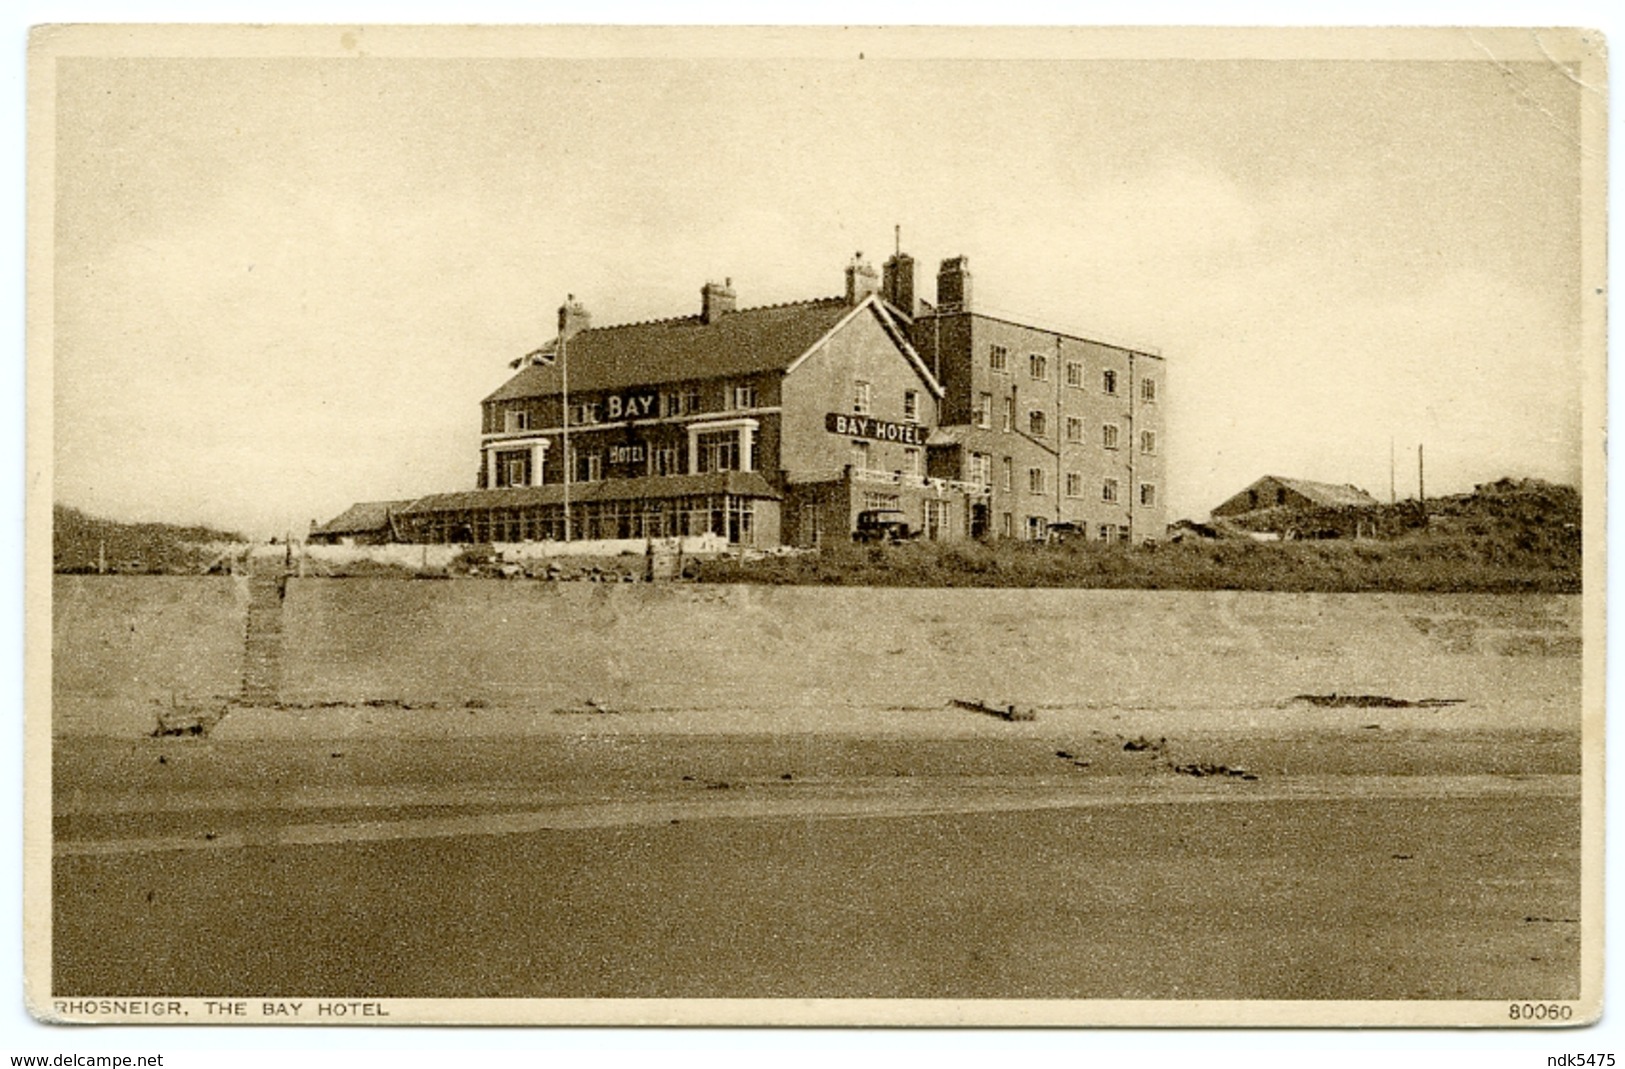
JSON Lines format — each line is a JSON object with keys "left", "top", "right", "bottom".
{"left": 48, "top": 584, "right": 1586, "bottom": 1004}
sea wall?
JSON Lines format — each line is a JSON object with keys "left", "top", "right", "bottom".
{"left": 51, "top": 576, "right": 1583, "bottom": 734}
{"left": 277, "top": 580, "right": 1581, "bottom": 711}
{"left": 52, "top": 576, "right": 247, "bottom": 706}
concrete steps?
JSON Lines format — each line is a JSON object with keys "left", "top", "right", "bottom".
{"left": 241, "top": 574, "right": 286, "bottom": 705}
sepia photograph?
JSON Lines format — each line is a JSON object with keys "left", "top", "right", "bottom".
{"left": 25, "top": 22, "right": 1606, "bottom": 1029}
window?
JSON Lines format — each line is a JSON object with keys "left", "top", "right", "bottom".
{"left": 974, "top": 392, "right": 993, "bottom": 429}
{"left": 504, "top": 409, "right": 530, "bottom": 433}
{"left": 1102, "top": 478, "right": 1119, "bottom": 503}
{"left": 1002, "top": 456, "right": 1014, "bottom": 492}
{"left": 694, "top": 496, "right": 757, "bottom": 545}
{"left": 851, "top": 440, "right": 871, "bottom": 473}
{"left": 1102, "top": 369, "right": 1117, "bottom": 395}
{"left": 697, "top": 430, "right": 741, "bottom": 473}
{"left": 650, "top": 443, "right": 681, "bottom": 476}
{"left": 1141, "top": 377, "right": 1157, "bottom": 403}
{"left": 1027, "top": 467, "right": 1046, "bottom": 494}
{"left": 989, "top": 344, "right": 1008, "bottom": 372}
{"left": 496, "top": 450, "right": 530, "bottom": 488}
{"left": 572, "top": 401, "right": 601, "bottom": 425}
{"left": 862, "top": 491, "right": 900, "bottom": 510}
{"left": 1102, "top": 423, "right": 1120, "bottom": 450}
{"left": 1066, "top": 417, "right": 1083, "bottom": 443}
{"left": 1066, "top": 472, "right": 1083, "bottom": 498}
{"left": 853, "top": 380, "right": 872, "bottom": 415}
{"left": 1029, "top": 353, "right": 1048, "bottom": 380}
{"left": 903, "top": 390, "right": 919, "bottom": 423}
{"left": 969, "top": 452, "right": 991, "bottom": 487}
{"left": 1140, "top": 483, "right": 1157, "bottom": 507}
{"left": 733, "top": 384, "right": 758, "bottom": 410}
{"left": 574, "top": 450, "right": 602, "bottom": 483}
{"left": 798, "top": 503, "right": 823, "bottom": 548}
{"left": 1098, "top": 524, "right": 1112, "bottom": 542}
{"left": 1066, "top": 361, "right": 1083, "bottom": 388}
{"left": 1028, "top": 410, "right": 1047, "bottom": 437}
{"left": 1001, "top": 512, "right": 1014, "bottom": 539}
{"left": 924, "top": 500, "right": 949, "bottom": 541}
{"left": 1026, "top": 516, "right": 1048, "bottom": 541}
{"left": 662, "top": 386, "right": 701, "bottom": 417}
{"left": 1140, "top": 430, "right": 1157, "bottom": 454}
{"left": 1003, "top": 395, "right": 1016, "bottom": 433}
{"left": 903, "top": 447, "right": 922, "bottom": 477}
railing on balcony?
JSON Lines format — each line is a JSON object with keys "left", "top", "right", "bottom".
{"left": 850, "top": 467, "right": 990, "bottom": 496}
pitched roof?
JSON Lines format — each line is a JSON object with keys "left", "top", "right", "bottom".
{"left": 310, "top": 500, "right": 411, "bottom": 536}
{"left": 1268, "top": 476, "right": 1380, "bottom": 509}
{"left": 398, "top": 472, "right": 781, "bottom": 514}
{"left": 485, "top": 295, "right": 941, "bottom": 403}
{"left": 486, "top": 297, "right": 855, "bottom": 403}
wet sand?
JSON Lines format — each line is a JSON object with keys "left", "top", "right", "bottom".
{"left": 52, "top": 718, "right": 1581, "bottom": 1000}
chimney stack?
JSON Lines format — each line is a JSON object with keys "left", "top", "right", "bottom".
{"left": 701, "top": 278, "right": 737, "bottom": 324}
{"left": 882, "top": 252, "right": 916, "bottom": 316}
{"left": 936, "top": 256, "right": 971, "bottom": 313}
{"left": 557, "top": 294, "right": 591, "bottom": 342}
{"left": 845, "top": 252, "right": 880, "bottom": 305}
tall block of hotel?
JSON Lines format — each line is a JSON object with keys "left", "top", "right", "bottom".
{"left": 908, "top": 255, "right": 1166, "bottom": 544}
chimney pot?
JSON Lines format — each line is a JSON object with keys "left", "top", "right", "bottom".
{"left": 558, "top": 295, "right": 591, "bottom": 342}
{"left": 936, "top": 256, "right": 972, "bottom": 313}
{"left": 701, "top": 279, "right": 737, "bottom": 324}
{"left": 845, "top": 252, "right": 880, "bottom": 306}
{"left": 883, "top": 251, "right": 916, "bottom": 317}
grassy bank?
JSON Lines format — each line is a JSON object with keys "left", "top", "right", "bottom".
{"left": 53, "top": 504, "right": 244, "bottom": 574}
{"left": 697, "top": 534, "right": 1580, "bottom": 593}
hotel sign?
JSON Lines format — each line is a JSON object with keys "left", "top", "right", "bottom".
{"left": 605, "top": 392, "right": 659, "bottom": 420}
{"left": 826, "top": 413, "right": 928, "bottom": 445}
{"left": 607, "top": 443, "right": 647, "bottom": 467}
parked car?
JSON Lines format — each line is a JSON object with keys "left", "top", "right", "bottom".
{"left": 1046, "top": 522, "right": 1087, "bottom": 545}
{"left": 853, "top": 509, "right": 914, "bottom": 543}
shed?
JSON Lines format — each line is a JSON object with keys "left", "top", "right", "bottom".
{"left": 1211, "top": 476, "right": 1379, "bottom": 518}
{"left": 308, "top": 500, "right": 412, "bottom": 545}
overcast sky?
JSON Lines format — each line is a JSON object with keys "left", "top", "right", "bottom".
{"left": 47, "top": 28, "right": 1597, "bottom": 537}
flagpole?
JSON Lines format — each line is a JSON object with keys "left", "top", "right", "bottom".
{"left": 561, "top": 296, "right": 572, "bottom": 543}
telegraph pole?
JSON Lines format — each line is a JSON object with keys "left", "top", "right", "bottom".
{"left": 1417, "top": 442, "right": 1427, "bottom": 528}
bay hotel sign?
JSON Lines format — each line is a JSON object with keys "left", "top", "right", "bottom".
{"left": 826, "top": 413, "right": 928, "bottom": 445}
